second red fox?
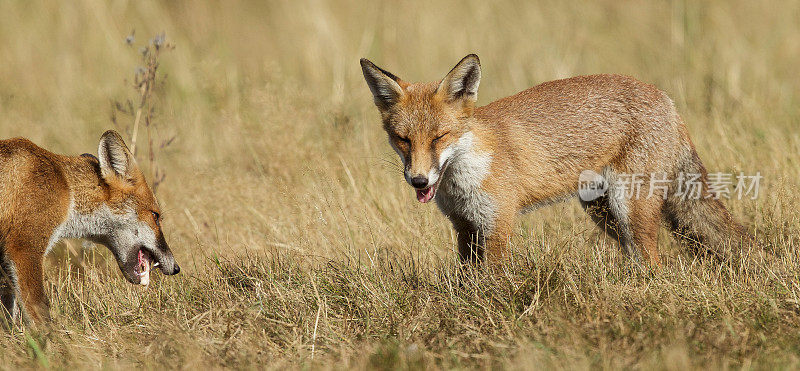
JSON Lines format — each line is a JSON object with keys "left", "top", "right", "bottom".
{"left": 360, "top": 54, "right": 748, "bottom": 265}
{"left": 0, "top": 131, "right": 180, "bottom": 324}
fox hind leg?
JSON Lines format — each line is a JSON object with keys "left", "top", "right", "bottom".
{"left": 581, "top": 170, "right": 639, "bottom": 259}
{"left": 628, "top": 196, "right": 664, "bottom": 266}
{"left": 582, "top": 170, "right": 665, "bottom": 266}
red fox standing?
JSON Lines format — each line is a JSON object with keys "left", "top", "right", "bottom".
{"left": 360, "top": 54, "right": 748, "bottom": 265}
{"left": 0, "top": 130, "right": 180, "bottom": 324}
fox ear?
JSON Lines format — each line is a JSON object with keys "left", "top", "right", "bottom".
{"left": 436, "top": 54, "right": 481, "bottom": 109}
{"left": 98, "top": 130, "right": 136, "bottom": 179}
{"left": 360, "top": 58, "right": 405, "bottom": 111}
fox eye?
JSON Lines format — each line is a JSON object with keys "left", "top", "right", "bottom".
{"left": 151, "top": 211, "right": 161, "bottom": 225}
{"left": 396, "top": 135, "right": 410, "bottom": 144}
{"left": 433, "top": 132, "right": 450, "bottom": 142}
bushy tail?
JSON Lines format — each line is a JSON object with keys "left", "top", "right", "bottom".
{"left": 663, "top": 150, "right": 752, "bottom": 258}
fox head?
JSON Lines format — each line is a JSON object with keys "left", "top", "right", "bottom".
{"left": 361, "top": 54, "right": 482, "bottom": 203}
{"left": 78, "top": 130, "right": 179, "bottom": 286}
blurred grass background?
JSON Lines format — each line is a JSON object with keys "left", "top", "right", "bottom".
{"left": 0, "top": 0, "right": 799, "bottom": 369}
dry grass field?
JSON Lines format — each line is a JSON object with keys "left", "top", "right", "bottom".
{"left": 1, "top": 0, "right": 799, "bottom": 369}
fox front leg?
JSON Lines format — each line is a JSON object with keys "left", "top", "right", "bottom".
{"left": 483, "top": 211, "right": 515, "bottom": 265}
{"left": 4, "top": 234, "right": 51, "bottom": 324}
{"left": 14, "top": 257, "right": 49, "bottom": 324}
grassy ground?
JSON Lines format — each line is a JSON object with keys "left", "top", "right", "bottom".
{"left": 1, "top": 0, "right": 799, "bottom": 369}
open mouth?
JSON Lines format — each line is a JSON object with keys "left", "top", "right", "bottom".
{"left": 416, "top": 185, "right": 436, "bottom": 203}
{"left": 134, "top": 248, "right": 159, "bottom": 286}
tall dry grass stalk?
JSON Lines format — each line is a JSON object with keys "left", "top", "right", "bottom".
{"left": 111, "top": 30, "right": 175, "bottom": 194}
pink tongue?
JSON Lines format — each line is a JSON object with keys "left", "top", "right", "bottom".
{"left": 416, "top": 186, "right": 435, "bottom": 203}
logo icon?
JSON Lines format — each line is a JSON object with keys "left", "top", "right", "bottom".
{"left": 578, "top": 170, "right": 607, "bottom": 201}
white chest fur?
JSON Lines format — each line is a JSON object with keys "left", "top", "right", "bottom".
{"left": 434, "top": 132, "right": 497, "bottom": 232}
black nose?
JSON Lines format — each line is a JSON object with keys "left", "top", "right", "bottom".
{"left": 173, "top": 263, "right": 180, "bottom": 275}
{"left": 410, "top": 176, "right": 429, "bottom": 188}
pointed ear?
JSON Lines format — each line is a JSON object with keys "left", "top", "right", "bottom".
{"left": 436, "top": 54, "right": 481, "bottom": 110}
{"left": 360, "top": 58, "right": 405, "bottom": 111}
{"left": 98, "top": 130, "right": 136, "bottom": 180}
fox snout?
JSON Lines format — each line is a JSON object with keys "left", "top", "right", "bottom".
{"left": 405, "top": 166, "right": 441, "bottom": 204}
{"left": 155, "top": 252, "right": 180, "bottom": 276}
{"left": 153, "top": 235, "right": 180, "bottom": 275}
{"left": 159, "top": 251, "right": 180, "bottom": 275}
{"left": 410, "top": 176, "right": 429, "bottom": 189}
{"left": 404, "top": 150, "right": 442, "bottom": 188}
{"left": 404, "top": 168, "right": 440, "bottom": 189}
